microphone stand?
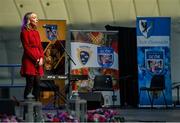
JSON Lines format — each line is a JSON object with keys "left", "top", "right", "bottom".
{"left": 55, "top": 32, "right": 76, "bottom": 99}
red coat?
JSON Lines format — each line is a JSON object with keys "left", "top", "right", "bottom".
{"left": 20, "top": 27, "right": 44, "bottom": 77}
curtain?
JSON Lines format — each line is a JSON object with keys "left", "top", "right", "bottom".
{"left": 105, "top": 25, "right": 138, "bottom": 107}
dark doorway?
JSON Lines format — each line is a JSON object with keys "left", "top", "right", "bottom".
{"left": 105, "top": 25, "right": 138, "bottom": 107}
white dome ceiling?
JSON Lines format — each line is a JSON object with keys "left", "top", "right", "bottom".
{"left": 0, "top": 0, "right": 180, "bottom": 29}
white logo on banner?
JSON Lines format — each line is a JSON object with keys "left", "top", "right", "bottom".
{"left": 139, "top": 20, "right": 153, "bottom": 38}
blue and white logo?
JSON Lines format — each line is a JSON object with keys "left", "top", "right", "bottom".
{"left": 77, "top": 46, "right": 92, "bottom": 65}
{"left": 80, "top": 51, "right": 89, "bottom": 65}
{"left": 97, "top": 47, "right": 114, "bottom": 68}
{"left": 45, "top": 24, "right": 58, "bottom": 41}
{"left": 145, "top": 50, "right": 164, "bottom": 75}
{"left": 139, "top": 19, "right": 154, "bottom": 38}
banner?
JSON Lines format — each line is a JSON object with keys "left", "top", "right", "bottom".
{"left": 137, "top": 17, "right": 172, "bottom": 107}
{"left": 37, "top": 20, "right": 66, "bottom": 103}
{"left": 70, "top": 30, "right": 120, "bottom": 106}
{"left": 38, "top": 20, "right": 66, "bottom": 76}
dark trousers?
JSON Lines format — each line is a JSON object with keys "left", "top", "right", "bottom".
{"left": 24, "top": 75, "right": 40, "bottom": 101}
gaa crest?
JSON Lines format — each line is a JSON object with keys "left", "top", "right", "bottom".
{"left": 44, "top": 24, "right": 58, "bottom": 41}
{"left": 145, "top": 50, "right": 164, "bottom": 75}
{"left": 77, "top": 47, "right": 92, "bottom": 65}
{"left": 97, "top": 47, "right": 114, "bottom": 68}
{"left": 139, "top": 19, "right": 154, "bottom": 38}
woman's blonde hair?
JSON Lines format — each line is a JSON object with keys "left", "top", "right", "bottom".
{"left": 21, "top": 12, "right": 37, "bottom": 30}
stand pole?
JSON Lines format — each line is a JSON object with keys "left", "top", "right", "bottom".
{"left": 55, "top": 32, "right": 76, "bottom": 99}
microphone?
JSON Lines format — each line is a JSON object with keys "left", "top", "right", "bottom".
{"left": 42, "top": 24, "right": 51, "bottom": 29}
{"left": 42, "top": 24, "right": 53, "bottom": 33}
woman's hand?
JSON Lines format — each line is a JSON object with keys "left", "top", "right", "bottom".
{"left": 38, "top": 57, "right": 44, "bottom": 66}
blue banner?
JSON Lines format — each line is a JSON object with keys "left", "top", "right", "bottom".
{"left": 97, "top": 47, "right": 114, "bottom": 68}
{"left": 137, "top": 17, "right": 172, "bottom": 107}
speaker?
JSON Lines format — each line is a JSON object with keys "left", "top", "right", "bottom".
{"left": 0, "top": 99, "right": 15, "bottom": 115}
{"left": 93, "top": 75, "right": 113, "bottom": 91}
{"left": 78, "top": 92, "right": 104, "bottom": 110}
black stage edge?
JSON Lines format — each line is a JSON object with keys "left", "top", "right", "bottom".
{"left": 0, "top": 99, "right": 15, "bottom": 115}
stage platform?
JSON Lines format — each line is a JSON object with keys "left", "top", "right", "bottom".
{"left": 41, "top": 105, "right": 180, "bottom": 122}
{"left": 116, "top": 108, "right": 180, "bottom": 122}
{"left": 1, "top": 98, "right": 180, "bottom": 122}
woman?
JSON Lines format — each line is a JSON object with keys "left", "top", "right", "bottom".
{"left": 20, "top": 12, "right": 44, "bottom": 100}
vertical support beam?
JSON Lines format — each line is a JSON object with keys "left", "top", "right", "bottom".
{"left": 39, "top": 0, "right": 47, "bottom": 19}
{"left": 109, "top": 0, "right": 116, "bottom": 24}
{"left": 132, "top": 0, "right": 137, "bottom": 17}
{"left": 87, "top": 0, "right": 94, "bottom": 27}
{"left": 63, "top": 0, "right": 71, "bottom": 25}
{"left": 156, "top": 0, "right": 161, "bottom": 16}
{"left": 13, "top": 0, "right": 22, "bottom": 20}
